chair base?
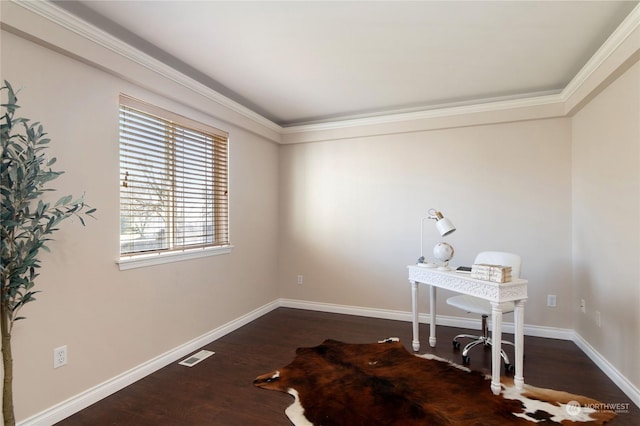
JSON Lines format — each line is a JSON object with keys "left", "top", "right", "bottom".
{"left": 452, "top": 314, "right": 515, "bottom": 373}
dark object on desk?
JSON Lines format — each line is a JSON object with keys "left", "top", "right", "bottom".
{"left": 456, "top": 266, "right": 472, "bottom": 273}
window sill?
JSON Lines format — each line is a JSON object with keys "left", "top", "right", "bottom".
{"left": 117, "top": 245, "right": 234, "bottom": 270}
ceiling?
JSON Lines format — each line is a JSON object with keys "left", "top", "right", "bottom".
{"left": 53, "top": 1, "right": 638, "bottom": 127}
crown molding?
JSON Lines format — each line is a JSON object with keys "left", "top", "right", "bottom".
{"left": 11, "top": 0, "right": 283, "bottom": 135}
{"left": 280, "top": 93, "right": 565, "bottom": 135}
{"left": 283, "top": 3, "right": 640, "bottom": 139}
{"left": 561, "top": 3, "right": 640, "bottom": 105}
{"left": 8, "top": 0, "right": 640, "bottom": 144}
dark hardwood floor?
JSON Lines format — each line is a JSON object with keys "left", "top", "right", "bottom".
{"left": 56, "top": 308, "right": 638, "bottom": 425}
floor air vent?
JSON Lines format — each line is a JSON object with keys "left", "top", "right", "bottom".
{"left": 179, "top": 350, "right": 215, "bottom": 367}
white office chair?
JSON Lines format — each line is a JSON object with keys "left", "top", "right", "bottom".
{"left": 446, "top": 251, "right": 522, "bottom": 372}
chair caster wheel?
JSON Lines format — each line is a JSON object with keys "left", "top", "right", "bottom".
{"left": 504, "top": 363, "right": 514, "bottom": 373}
{"left": 452, "top": 340, "right": 460, "bottom": 350}
{"left": 462, "top": 355, "right": 470, "bottom": 365}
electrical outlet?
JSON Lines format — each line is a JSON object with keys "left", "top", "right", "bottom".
{"left": 547, "top": 294, "right": 557, "bottom": 307}
{"left": 53, "top": 345, "right": 67, "bottom": 368}
{"left": 580, "top": 299, "right": 586, "bottom": 313}
{"left": 297, "top": 275, "right": 303, "bottom": 285}
{"left": 595, "top": 310, "right": 602, "bottom": 328}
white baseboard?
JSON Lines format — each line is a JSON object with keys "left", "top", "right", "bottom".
{"left": 18, "top": 298, "right": 637, "bottom": 424}
{"left": 573, "top": 331, "right": 640, "bottom": 408}
{"left": 280, "top": 298, "right": 414, "bottom": 322}
{"left": 18, "top": 300, "right": 280, "bottom": 426}
{"left": 278, "top": 298, "right": 575, "bottom": 340}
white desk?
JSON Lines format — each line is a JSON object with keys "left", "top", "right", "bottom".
{"left": 408, "top": 265, "right": 528, "bottom": 395}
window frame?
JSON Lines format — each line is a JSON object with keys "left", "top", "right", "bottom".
{"left": 117, "top": 95, "right": 232, "bottom": 269}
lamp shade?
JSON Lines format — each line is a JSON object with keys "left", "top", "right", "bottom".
{"left": 429, "top": 209, "right": 456, "bottom": 236}
{"left": 435, "top": 217, "right": 456, "bottom": 236}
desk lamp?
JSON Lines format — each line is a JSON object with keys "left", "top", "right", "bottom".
{"left": 418, "top": 209, "right": 456, "bottom": 269}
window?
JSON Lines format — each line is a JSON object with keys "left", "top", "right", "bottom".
{"left": 118, "top": 95, "right": 229, "bottom": 264}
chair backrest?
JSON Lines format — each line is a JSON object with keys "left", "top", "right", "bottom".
{"left": 474, "top": 251, "right": 522, "bottom": 279}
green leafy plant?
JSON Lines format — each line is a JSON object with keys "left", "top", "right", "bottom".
{"left": 1, "top": 81, "right": 96, "bottom": 425}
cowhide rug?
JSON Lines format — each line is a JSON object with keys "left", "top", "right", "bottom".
{"left": 254, "top": 338, "right": 617, "bottom": 425}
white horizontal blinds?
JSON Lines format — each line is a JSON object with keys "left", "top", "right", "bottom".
{"left": 119, "top": 95, "right": 229, "bottom": 256}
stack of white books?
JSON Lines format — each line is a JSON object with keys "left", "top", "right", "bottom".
{"left": 470, "top": 264, "right": 512, "bottom": 283}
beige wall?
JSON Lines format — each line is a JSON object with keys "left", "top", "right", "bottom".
{"left": 2, "top": 30, "right": 280, "bottom": 421}
{"left": 572, "top": 61, "right": 640, "bottom": 388}
{"left": 278, "top": 119, "right": 574, "bottom": 327}
{"left": 277, "top": 57, "right": 640, "bottom": 398}
{"left": 2, "top": 1, "right": 640, "bottom": 421}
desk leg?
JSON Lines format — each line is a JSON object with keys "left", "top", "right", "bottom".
{"left": 429, "top": 285, "right": 437, "bottom": 348}
{"left": 514, "top": 299, "right": 526, "bottom": 389}
{"left": 490, "top": 302, "right": 503, "bottom": 395}
{"left": 411, "top": 280, "right": 420, "bottom": 352}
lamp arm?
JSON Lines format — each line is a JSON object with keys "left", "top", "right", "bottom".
{"left": 420, "top": 217, "right": 425, "bottom": 259}
{"left": 419, "top": 216, "right": 429, "bottom": 262}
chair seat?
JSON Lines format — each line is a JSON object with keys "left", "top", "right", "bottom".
{"left": 446, "top": 294, "right": 515, "bottom": 316}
